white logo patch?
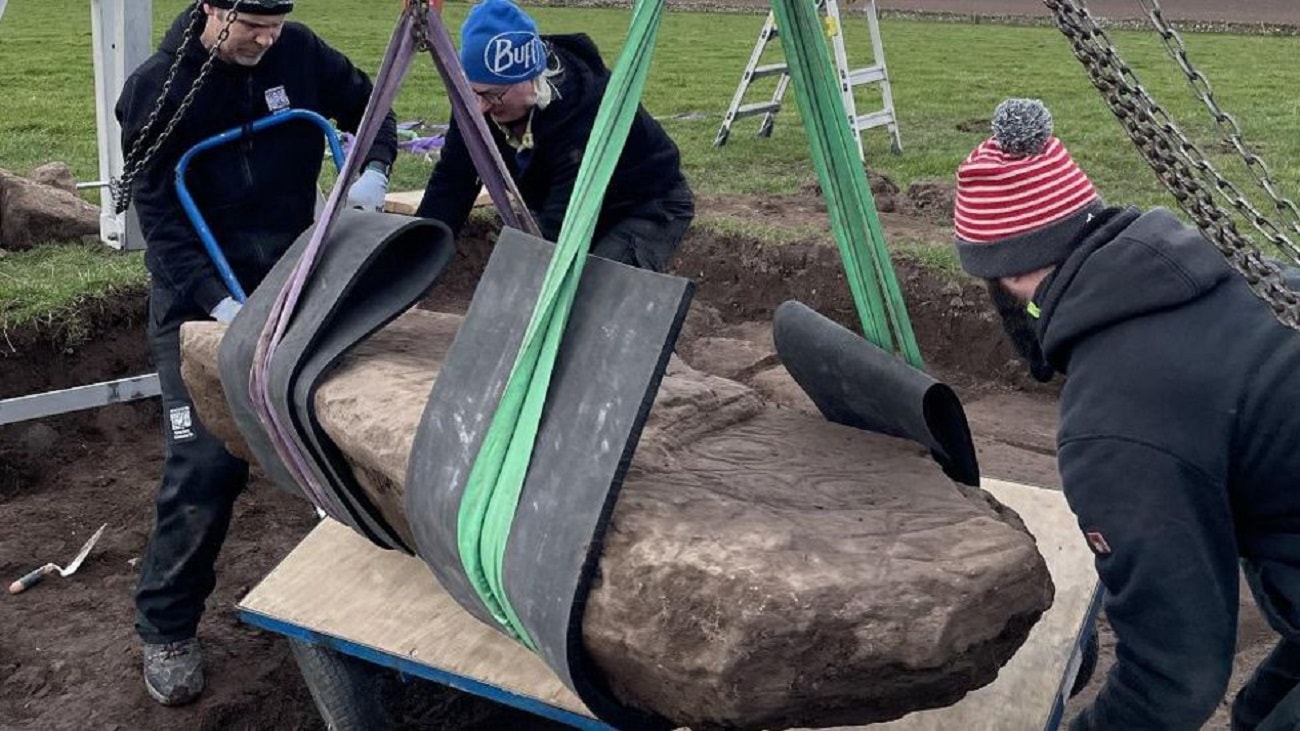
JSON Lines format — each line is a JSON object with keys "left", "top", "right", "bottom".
{"left": 169, "top": 405, "right": 196, "bottom": 442}
{"left": 264, "top": 85, "right": 291, "bottom": 112}
{"left": 483, "top": 32, "right": 544, "bottom": 79}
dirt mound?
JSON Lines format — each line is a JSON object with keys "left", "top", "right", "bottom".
{"left": 0, "top": 286, "right": 147, "bottom": 363}
{"left": 670, "top": 228, "right": 1040, "bottom": 390}
{"left": 799, "top": 170, "right": 954, "bottom": 222}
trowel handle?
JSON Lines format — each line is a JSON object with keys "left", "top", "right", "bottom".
{"left": 8, "top": 564, "right": 56, "bottom": 594}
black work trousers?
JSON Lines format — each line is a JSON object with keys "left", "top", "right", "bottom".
{"left": 1233, "top": 637, "right": 1300, "bottom": 731}
{"left": 134, "top": 286, "right": 249, "bottom": 644}
{"left": 587, "top": 181, "right": 694, "bottom": 274}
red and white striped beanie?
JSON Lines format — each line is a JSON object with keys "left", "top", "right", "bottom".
{"left": 954, "top": 99, "right": 1102, "bottom": 279}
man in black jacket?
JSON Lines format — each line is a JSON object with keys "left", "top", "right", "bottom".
{"left": 953, "top": 98, "right": 1300, "bottom": 730}
{"left": 416, "top": 0, "right": 694, "bottom": 272}
{"left": 114, "top": 0, "right": 398, "bottom": 706}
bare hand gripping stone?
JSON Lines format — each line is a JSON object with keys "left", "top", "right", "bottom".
{"left": 180, "top": 310, "right": 1054, "bottom": 731}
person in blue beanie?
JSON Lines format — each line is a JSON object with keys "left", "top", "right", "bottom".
{"left": 416, "top": 0, "right": 694, "bottom": 272}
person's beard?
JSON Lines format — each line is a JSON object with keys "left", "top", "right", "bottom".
{"left": 986, "top": 279, "right": 1055, "bottom": 383}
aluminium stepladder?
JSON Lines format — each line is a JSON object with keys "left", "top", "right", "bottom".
{"left": 714, "top": 0, "right": 902, "bottom": 160}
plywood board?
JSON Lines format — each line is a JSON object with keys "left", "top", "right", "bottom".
{"left": 238, "top": 518, "right": 591, "bottom": 718}
{"left": 383, "top": 187, "right": 492, "bottom": 216}
{"left": 239, "top": 478, "right": 1098, "bottom": 730}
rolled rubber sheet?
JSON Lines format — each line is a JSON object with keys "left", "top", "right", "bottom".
{"left": 774, "top": 300, "right": 981, "bottom": 487}
{"left": 218, "top": 210, "right": 455, "bottom": 552}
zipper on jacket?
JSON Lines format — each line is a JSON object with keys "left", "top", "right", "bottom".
{"left": 241, "top": 76, "right": 255, "bottom": 189}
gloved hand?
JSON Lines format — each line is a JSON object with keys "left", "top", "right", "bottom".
{"left": 210, "top": 296, "right": 242, "bottom": 325}
{"left": 346, "top": 167, "right": 389, "bottom": 212}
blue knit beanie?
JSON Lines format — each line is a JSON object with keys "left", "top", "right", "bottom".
{"left": 460, "top": 0, "right": 547, "bottom": 86}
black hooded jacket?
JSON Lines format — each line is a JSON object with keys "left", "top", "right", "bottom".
{"left": 1039, "top": 208, "right": 1300, "bottom": 730}
{"left": 415, "top": 33, "right": 693, "bottom": 243}
{"left": 115, "top": 11, "right": 397, "bottom": 315}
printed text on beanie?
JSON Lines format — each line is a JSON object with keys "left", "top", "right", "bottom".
{"left": 484, "top": 32, "right": 546, "bottom": 80}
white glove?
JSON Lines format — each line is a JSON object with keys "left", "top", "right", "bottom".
{"left": 210, "top": 296, "right": 242, "bottom": 324}
{"left": 346, "top": 167, "right": 389, "bottom": 212}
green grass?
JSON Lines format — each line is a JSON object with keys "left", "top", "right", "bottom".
{"left": 0, "top": 244, "right": 148, "bottom": 347}
{"left": 1, "top": 1, "right": 1298, "bottom": 331}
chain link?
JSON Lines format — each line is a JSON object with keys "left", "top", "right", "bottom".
{"left": 407, "top": 0, "right": 432, "bottom": 52}
{"left": 111, "top": 1, "right": 244, "bottom": 214}
{"left": 1041, "top": 0, "right": 1300, "bottom": 331}
{"left": 1138, "top": 0, "right": 1300, "bottom": 260}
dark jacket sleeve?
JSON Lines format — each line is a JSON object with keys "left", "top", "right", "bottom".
{"left": 1062, "top": 437, "right": 1238, "bottom": 731}
{"left": 414, "top": 117, "right": 479, "bottom": 236}
{"left": 312, "top": 33, "right": 397, "bottom": 170}
{"left": 535, "top": 144, "right": 585, "bottom": 243}
{"left": 115, "top": 68, "right": 230, "bottom": 313}
{"left": 535, "top": 96, "right": 602, "bottom": 242}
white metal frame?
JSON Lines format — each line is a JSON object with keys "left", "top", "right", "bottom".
{"left": 0, "top": 375, "right": 161, "bottom": 426}
{"left": 0, "top": 1, "right": 159, "bottom": 428}
{"left": 89, "top": 0, "right": 151, "bottom": 251}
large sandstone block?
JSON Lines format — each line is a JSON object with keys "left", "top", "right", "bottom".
{"left": 181, "top": 310, "right": 1053, "bottom": 730}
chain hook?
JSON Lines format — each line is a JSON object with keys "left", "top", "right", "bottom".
{"left": 111, "top": 0, "right": 245, "bottom": 213}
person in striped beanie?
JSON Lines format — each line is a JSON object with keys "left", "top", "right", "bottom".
{"left": 952, "top": 98, "right": 1300, "bottom": 731}
{"left": 953, "top": 98, "right": 1110, "bottom": 382}
{"left": 954, "top": 99, "right": 1104, "bottom": 281}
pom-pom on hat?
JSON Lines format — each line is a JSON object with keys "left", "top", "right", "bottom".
{"left": 954, "top": 98, "right": 1103, "bottom": 279}
{"left": 460, "top": 0, "right": 547, "bottom": 86}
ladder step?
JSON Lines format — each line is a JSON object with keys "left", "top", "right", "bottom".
{"left": 845, "top": 66, "right": 887, "bottom": 86}
{"left": 751, "top": 63, "right": 788, "bottom": 79}
{"left": 736, "top": 102, "right": 782, "bottom": 118}
{"left": 852, "top": 109, "right": 896, "bottom": 131}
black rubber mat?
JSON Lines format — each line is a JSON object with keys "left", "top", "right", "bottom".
{"left": 405, "top": 226, "right": 692, "bottom": 730}
{"left": 773, "top": 300, "right": 981, "bottom": 487}
{"left": 218, "top": 210, "right": 455, "bottom": 552}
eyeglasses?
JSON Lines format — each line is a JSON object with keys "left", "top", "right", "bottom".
{"left": 473, "top": 87, "right": 510, "bottom": 107}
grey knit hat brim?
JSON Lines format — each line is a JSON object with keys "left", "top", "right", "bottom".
{"left": 955, "top": 200, "right": 1105, "bottom": 279}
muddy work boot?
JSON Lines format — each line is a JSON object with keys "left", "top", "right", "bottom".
{"left": 143, "top": 638, "right": 204, "bottom": 706}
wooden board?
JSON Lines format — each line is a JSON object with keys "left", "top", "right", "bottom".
{"left": 237, "top": 517, "right": 601, "bottom": 728}
{"left": 238, "top": 478, "right": 1100, "bottom": 731}
{"left": 382, "top": 187, "right": 492, "bottom": 216}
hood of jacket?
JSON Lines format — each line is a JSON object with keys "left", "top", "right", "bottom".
{"left": 1035, "top": 207, "right": 1236, "bottom": 371}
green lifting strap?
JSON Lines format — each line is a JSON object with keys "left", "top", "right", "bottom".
{"left": 770, "top": 0, "right": 923, "bottom": 369}
{"left": 455, "top": 0, "right": 667, "bottom": 649}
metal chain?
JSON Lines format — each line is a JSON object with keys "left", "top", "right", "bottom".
{"left": 1041, "top": 0, "right": 1300, "bottom": 331}
{"left": 1137, "top": 0, "right": 1300, "bottom": 258}
{"left": 407, "top": 0, "right": 432, "bottom": 52}
{"left": 111, "top": 1, "right": 244, "bottom": 214}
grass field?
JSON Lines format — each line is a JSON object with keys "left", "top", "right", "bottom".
{"left": 0, "top": 0, "right": 1297, "bottom": 336}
